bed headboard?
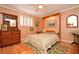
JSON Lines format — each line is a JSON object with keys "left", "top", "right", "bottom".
{"left": 44, "top": 30, "right": 59, "bottom": 35}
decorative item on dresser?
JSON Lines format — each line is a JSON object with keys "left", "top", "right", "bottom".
{"left": 0, "top": 13, "right": 20, "bottom": 47}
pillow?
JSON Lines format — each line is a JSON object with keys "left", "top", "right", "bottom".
{"left": 45, "top": 31, "right": 57, "bottom": 34}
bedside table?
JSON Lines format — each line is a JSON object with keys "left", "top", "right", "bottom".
{"left": 71, "top": 31, "right": 79, "bottom": 45}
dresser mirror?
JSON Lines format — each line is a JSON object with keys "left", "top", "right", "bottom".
{"left": 5, "top": 19, "right": 16, "bottom": 27}
{"left": 2, "top": 13, "right": 18, "bottom": 31}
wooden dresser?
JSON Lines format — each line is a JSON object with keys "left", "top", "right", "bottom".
{"left": 0, "top": 30, "right": 20, "bottom": 47}
{"left": 0, "top": 13, "right": 21, "bottom": 47}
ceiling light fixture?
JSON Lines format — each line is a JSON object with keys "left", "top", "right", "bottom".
{"left": 35, "top": 4, "right": 47, "bottom": 12}
{"left": 38, "top": 5, "right": 43, "bottom": 9}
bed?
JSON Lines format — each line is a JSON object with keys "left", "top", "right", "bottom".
{"left": 25, "top": 33, "right": 59, "bottom": 53}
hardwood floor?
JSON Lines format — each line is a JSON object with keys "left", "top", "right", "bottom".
{"left": 58, "top": 42, "right": 79, "bottom": 54}
{"left": 0, "top": 43, "right": 33, "bottom": 54}
{"left": 0, "top": 42, "right": 79, "bottom": 54}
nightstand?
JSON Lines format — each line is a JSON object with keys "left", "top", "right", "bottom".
{"left": 71, "top": 32, "right": 79, "bottom": 45}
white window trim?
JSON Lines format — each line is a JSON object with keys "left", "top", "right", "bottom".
{"left": 19, "top": 16, "right": 33, "bottom": 27}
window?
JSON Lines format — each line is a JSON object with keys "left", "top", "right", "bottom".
{"left": 20, "top": 16, "right": 33, "bottom": 27}
{"left": 20, "top": 16, "right": 24, "bottom": 25}
{"left": 67, "top": 15, "right": 78, "bottom": 28}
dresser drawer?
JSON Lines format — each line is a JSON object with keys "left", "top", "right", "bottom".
{"left": 1, "top": 35, "right": 11, "bottom": 38}
{"left": 0, "top": 39, "right": 1, "bottom": 48}
{"left": 12, "top": 34, "right": 20, "bottom": 37}
{"left": 2, "top": 38, "right": 12, "bottom": 46}
{"left": 12, "top": 31, "right": 20, "bottom": 34}
{"left": 1, "top": 31, "right": 11, "bottom": 35}
{"left": 2, "top": 38, "right": 12, "bottom": 42}
{"left": 12, "top": 38, "right": 20, "bottom": 43}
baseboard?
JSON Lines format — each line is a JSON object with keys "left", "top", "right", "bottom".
{"left": 61, "top": 40, "right": 73, "bottom": 44}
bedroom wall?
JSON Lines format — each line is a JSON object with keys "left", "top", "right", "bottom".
{"left": 41, "top": 7, "right": 79, "bottom": 43}
{"left": 0, "top": 6, "right": 39, "bottom": 41}
{"left": 0, "top": 6, "right": 79, "bottom": 44}
{"left": 41, "top": 13, "right": 60, "bottom": 33}
{"left": 61, "top": 7, "right": 79, "bottom": 43}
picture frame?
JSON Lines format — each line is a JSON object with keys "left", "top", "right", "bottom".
{"left": 10, "top": 20, "right": 16, "bottom": 27}
{"left": 30, "top": 27, "right": 34, "bottom": 31}
{"left": 35, "top": 21, "right": 39, "bottom": 27}
{"left": 1, "top": 24, "right": 8, "bottom": 31}
{"left": 46, "top": 20, "right": 56, "bottom": 28}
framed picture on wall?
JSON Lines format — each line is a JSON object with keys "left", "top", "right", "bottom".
{"left": 35, "top": 21, "right": 39, "bottom": 27}
{"left": 46, "top": 20, "right": 56, "bottom": 28}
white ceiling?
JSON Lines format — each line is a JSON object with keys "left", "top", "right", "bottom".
{"left": 0, "top": 4, "right": 79, "bottom": 17}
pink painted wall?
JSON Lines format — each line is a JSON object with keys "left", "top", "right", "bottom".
{"left": 0, "top": 7, "right": 39, "bottom": 41}
{"left": 61, "top": 7, "right": 79, "bottom": 43}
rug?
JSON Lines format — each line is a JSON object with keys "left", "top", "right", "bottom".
{"left": 25, "top": 42, "right": 68, "bottom": 54}
{"left": 25, "top": 42, "right": 41, "bottom": 54}
{"left": 47, "top": 44, "right": 68, "bottom": 54}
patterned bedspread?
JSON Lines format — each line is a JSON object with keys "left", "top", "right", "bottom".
{"left": 25, "top": 33, "right": 59, "bottom": 53}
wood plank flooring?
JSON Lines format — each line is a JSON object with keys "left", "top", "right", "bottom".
{"left": 0, "top": 43, "right": 33, "bottom": 54}
{"left": 0, "top": 42, "right": 79, "bottom": 54}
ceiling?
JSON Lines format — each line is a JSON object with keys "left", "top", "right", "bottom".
{"left": 0, "top": 4, "right": 79, "bottom": 17}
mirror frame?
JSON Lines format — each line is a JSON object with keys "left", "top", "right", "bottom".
{"left": 3, "top": 13, "right": 18, "bottom": 31}
{"left": 66, "top": 14, "right": 78, "bottom": 28}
